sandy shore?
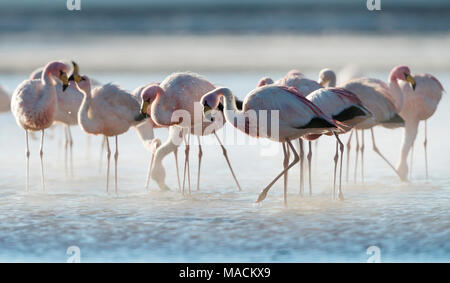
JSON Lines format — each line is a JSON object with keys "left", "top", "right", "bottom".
{"left": 0, "top": 33, "right": 449, "bottom": 73}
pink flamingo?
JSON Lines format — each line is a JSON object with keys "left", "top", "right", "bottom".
{"left": 11, "top": 61, "right": 70, "bottom": 191}
{"left": 257, "top": 69, "right": 337, "bottom": 195}
{"left": 388, "top": 67, "right": 444, "bottom": 181}
{"left": 30, "top": 62, "right": 99, "bottom": 176}
{"left": 74, "top": 76, "right": 145, "bottom": 194}
{"left": 0, "top": 85, "right": 10, "bottom": 113}
{"left": 138, "top": 72, "right": 241, "bottom": 193}
{"left": 132, "top": 83, "right": 181, "bottom": 191}
{"left": 200, "top": 85, "right": 341, "bottom": 206}
{"left": 339, "top": 66, "right": 416, "bottom": 182}
{"left": 304, "top": 87, "right": 371, "bottom": 199}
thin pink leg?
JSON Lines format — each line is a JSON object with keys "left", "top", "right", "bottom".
{"left": 298, "top": 139, "right": 304, "bottom": 196}
{"left": 354, "top": 129, "right": 360, "bottom": 184}
{"left": 105, "top": 137, "right": 111, "bottom": 194}
{"left": 196, "top": 136, "right": 202, "bottom": 191}
{"left": 346, "top": 129, "right": 353, "bottom": 183}
{"left": 25, "top": 130, "right": 30, "bottom": 192}
{"left": 114, "top": 136, "right": 119, "bottom": 195}
{"left": 307, "top": 141, "right": 312, "bottom": 196}
{"left": 424, "top": 120, "right": 429, "bottom": 180}
{"left": 333, "top": 140, "right": 338, "bottom": 200}
{"left": 335, "top": 133, "right": 344, "bottom": 200}
{"left": 173, "top": 148, "right": 181, "bottom": 192}
{"left": 256, "top": 140, "right": 300, "bottom": 204}
{"left": 214, "top": 132, "right": 242, "bottom": 191}
{"left": 370, "top": 128, "right": 402, "bottom": 179}
{"left": 282, "top": 143, "right": 289, "bottom": 207}
{"left": 360, "top": 129, "right": 365, "bottom": 183}
{"left": 39, "top": 130, "right": 45, "bottom": 192}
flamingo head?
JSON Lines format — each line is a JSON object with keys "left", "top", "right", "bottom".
{"left": 201, "top": 87, "right": 228, "bottom": 122}
{"left": 390, "top": 65, "right": 416, "bottom": 90}
{"left": 257, "top": 77, "right": 274, "bottom": 87}
{"left": 136, "top": 84, "right": 163, "bottom": 122}
{"left": 74, "top": 75, "right": 91, "bottom": 94}
{"left": 45, "top": 61, "right": 70, "bottom": 91}
{"left": 318, "top": 68, "right": 336, "bottom": 87}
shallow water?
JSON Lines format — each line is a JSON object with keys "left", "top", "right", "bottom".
{"left": 0, "top": 72, "right": 449, "bottom": 262}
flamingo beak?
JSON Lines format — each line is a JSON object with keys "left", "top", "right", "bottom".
{"left": 69, "top": 61, "right": 83, "bottom": 83}
{"left": 203, "top": 104, "right": 213, "bottom": 122}
{"left": 135, "top": 100, "right": 150, "bottom": 121}
{"left": 59, "top": 71, "right": 69, "bottom": 91}
{"left": 406, "top": 74, "right": 416, "bottom": 90}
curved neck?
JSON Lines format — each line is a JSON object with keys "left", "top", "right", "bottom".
{"left": 388, "top": 76, "right": 404, "bottom": 112}
{"left": 151, "top": 91, "right": 176, "bottom": 127}
{"left": 78, "top": 88, "right": 98, "bottom": 133}
{"left": 41, "top": 68, "right": 56, "bottom": 87}
{"left": 221, "top": 89, "right": 248, "bottom": 133}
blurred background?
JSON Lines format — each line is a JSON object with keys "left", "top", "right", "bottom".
{"left": 0, "top": 0, "right": 449, "bottom": 73}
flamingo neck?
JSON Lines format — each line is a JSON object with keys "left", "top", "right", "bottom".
{"left": 78, "top": 88, "right": 98, "bottom": 133}
{"left": 221, "top": 89, "right": 248, "bottom": 133}
{"left": 388, "top": 76, "right": 405, "bottom": 112}
{"left": 150, "top": 91, "right": 176, "bottom": 127}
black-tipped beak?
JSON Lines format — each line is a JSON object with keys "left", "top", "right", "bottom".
{"left": 134, "top": 112, "right": 148, "bottom": 122}
{"left": 63, "top": 84, "right": 68, "bottom": 91}
{"left": 406, "top": 74, "right": 416, "bottom": 91}
{"left": 68, "top": 74, "right": 74, "bottom": 81}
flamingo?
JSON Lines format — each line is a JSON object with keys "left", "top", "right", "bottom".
{"left": 339, "top": 65, "right": 416, "bottom": 182}
{"left": 30, "top": 62, "right": 100, "bottom": 176}
{"left": 138, "top": 72, "right": 242, "bottom": 193}
{"left": 388, "top": 67, "right": 444, "bottom": 181}
{"left": 304, "top": 87, "right": 371, "bottom": 199}
{"left": 132, "top": 83, "right": 181, "bottom": 191}
{"left": 11, "top": 60, "right": 70, "bottom": 191}
{"left": 256, "top": 68, "right": 337, "bottom": 195}
{"left": 0, "top": 85, "right": 10, "bottom": 113}
{"left": 200, "top": 85, "right": 341, "bottom": 206}
{"left": 73, "top": 76, "right": 145, "bottom": 194}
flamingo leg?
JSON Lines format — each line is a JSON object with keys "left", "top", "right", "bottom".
{"left": 370, "top": 128, "right": 402, "bottom": 179}
{"left": 424, "top": 120, "right": 429, "bottom": 180}
{"left": 196, "top": 136, "right": 202, "bottom": 191}
{"left": 114, "top": 136, "right": 119, "bottom": 195}
{"left": 282, "top": 143, "right": 289, "bottom": 207}
{"left": 346, "top": 129, "right": 353, "bottom": 183}
{"left": 145, "top": 150, "right": 155, "bottom": 191}
{"left": 173, "top": 148, "right": 181, "bottom": 192}
{"left": 25, "top": 130, "right": 30, "bottom": 192}
{"left": 360, "top": 129, "right": 365, "bottom": 183}
{"left": 333, "top": 139, "right": 338, "bottom": 200}
{"left": 298, "top": 138, "right": 304, "bottom": 196}
{"left": 68, "top": 126, "right": 74, "bottom": 178}
{"left": 64, "top": 126, "right": 69, "bottom": 177}
{"left": 335, "top": 133, "right": 345, "bottom": 200}
{"left": 354, "top": 129, "right": 360, "bottom": 184}
{"left": 105, "top": 137, "right": 111, "bottom": 194}
{"left": 256, "top": 140, "right": 299, "bottom": 204}
{"left": 314, "top": 139, "right": 319, "bottom": 175}
{"left": 214, "top": 132, "right": 242, "bottom": 191}
{"left": 307, "top": 141, "right": 312, "bottom": 196}
{"left": 39, "top": 130, "right": 45, "bottom": 192}
{"left": 409, "top": 142, "right": 414, "bottom": 179}
{"left": 99, "top": 136, "right": 105, "bottom": 172}
{"left": 182, "top": 134, "right": 191, "bottom": 195}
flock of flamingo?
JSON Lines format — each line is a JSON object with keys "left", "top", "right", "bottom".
{"left": 0, "top": 60, "right": 444, "bottom": 206}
